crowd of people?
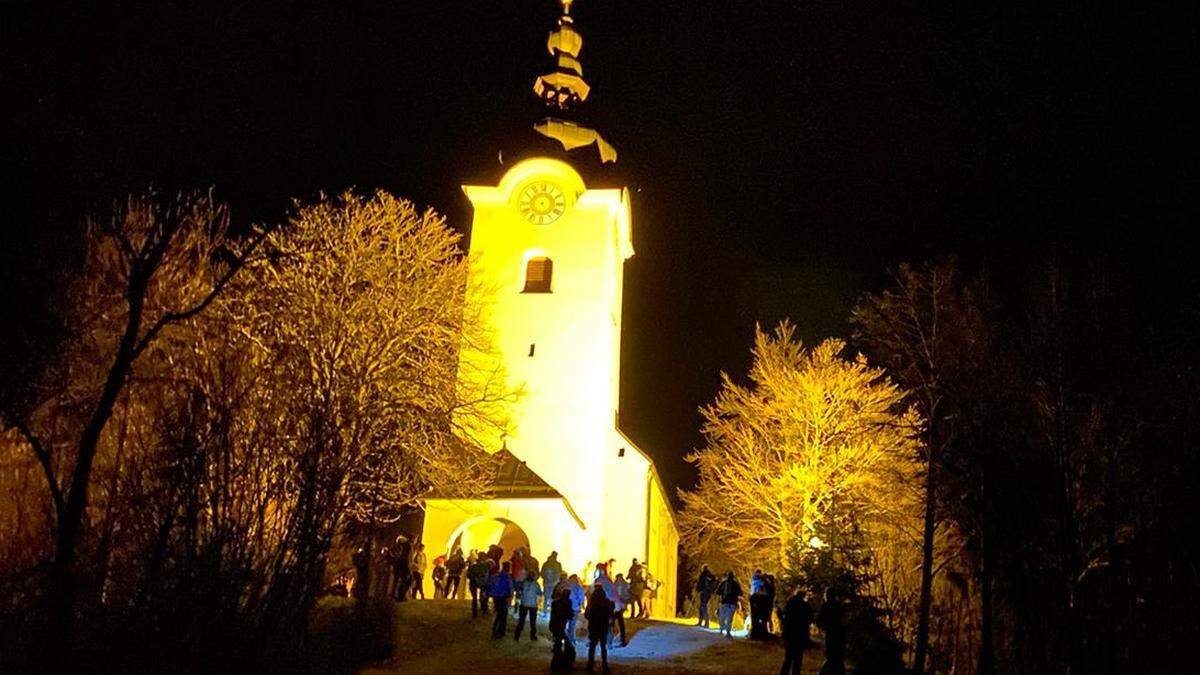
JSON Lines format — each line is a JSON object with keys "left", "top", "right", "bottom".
{"left": 349, "top": 537, "right": 843, "bottom": 674}
{"left": 463, "top": 546, "right": 660, "bottom": 673}
{"left": 348, "top": 535, "right": 433, "bottom": 602}
{"left": 693, "top": 563, "right": 846, "bottom": 675}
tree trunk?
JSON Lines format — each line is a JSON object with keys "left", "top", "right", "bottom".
{"left": 49, "top": 273, "right": 148, "bottom": 651}
{"left": 913, "top": 442, "right": 937, "bottom": 673}
{"left": 978, "top": 525, "right": 995, "bottom": 675}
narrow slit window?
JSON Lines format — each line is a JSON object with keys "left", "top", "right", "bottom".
{"left": 523, "top": 256, "right": 553, "bottom": 293}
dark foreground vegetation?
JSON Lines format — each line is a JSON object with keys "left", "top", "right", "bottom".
{"left": 679, "top": 259, "right": 1200, "bottom": 673}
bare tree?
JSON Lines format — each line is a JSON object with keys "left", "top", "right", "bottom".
{"left": 0, "top": 192, "right": 265, "bottom": 643}
{"left": 851, "top": 261, "right": 976, "bottom": 673}
{"left": 218, "top": 190, "right": 510, "bottom": 587}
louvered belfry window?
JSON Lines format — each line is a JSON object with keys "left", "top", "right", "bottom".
{"left": 523, "top": 257, "right": 553, "bottom": 293}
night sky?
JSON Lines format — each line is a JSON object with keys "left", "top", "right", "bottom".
{"left": 4, "top": 1, "right": 1197, "bottom": 497}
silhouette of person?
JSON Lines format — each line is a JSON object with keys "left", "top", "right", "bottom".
{"left": 715, "top": 571, "right": 744, "bottom": 638}
{"left": 392, "top": 536, "right": 412, "bottom": 601}
{"left": 628, "top": 558, "right": 645, "bottom": 617}
{"left": 445, "top": 547, "right": 465, "bottom": 599}
{"left": 750, "top": 586, "right": 772, "bottom": 639}
{"left": 352, "top": 545, "right": 370, "bottom": 601}
{"left": 467, "top": 551, "right": 491, "bottom": 618}
{"left": 549, "top": 587, "right": 575, "bottom": 670}
{"left": 695, "top": 564, "right": 716, "bottom": 627}
{"left": 779, "top": 589, "right": 814, "bottom": 675}
{"left": 585, "top": 583, "right": 613, "bottom": 673}
{"left": 817, "top": 588, "right": 846, "bottom": 675}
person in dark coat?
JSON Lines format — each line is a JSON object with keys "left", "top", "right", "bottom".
{"left": 627, "top": 558, "right": 645, "bottom": 618}
{"left": 445, "top": 547, "right": 465, "bottom": 599}
{"left": 715, "top": 571, "right": 744, "bottom": 638}
{"left": 779, "top": 589, "right": 814, "bottom": 675}
{"left": 467, "top": 552, "right": 491, "bottom": 618}
{"left": 765, "top": 573, "right": 778, "bottom": 632}
{"left": 584, "top": 583, "right": 613, "bottom": 673}
{"left": 351, "top": 545, "right": 370, "bottom": 602}
{"left": 816, "top": 588, "right": 846, "bottom": 675}
{"left": 695, "top": 565, "right": 716, "bottom": 628}
{"left": 489, "top": 561, "right": 514, "bottom": 639}
{"left": 750, "top": 587, "right": 773, "bottom": 639}
{"left": 549, "top": 587, "right": 575, "bottom": 670}
{"left": 392, "top": 536, "right": 412, "bottom": 601}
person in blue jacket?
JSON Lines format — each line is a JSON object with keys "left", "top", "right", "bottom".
{"left": 489, "top": 561, "right": 514, "bottom": 639}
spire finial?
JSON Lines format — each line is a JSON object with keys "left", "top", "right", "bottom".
{"left": 530, "top": 0, "right": 618, "bottom": 163}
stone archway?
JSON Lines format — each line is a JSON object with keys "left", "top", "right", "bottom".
{"left": 448, "top": 517, "right": 531, "bottom": 562}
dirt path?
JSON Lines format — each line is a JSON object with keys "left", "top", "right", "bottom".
{"left": 362, "top": 599, "right": 824, "bottom": 674}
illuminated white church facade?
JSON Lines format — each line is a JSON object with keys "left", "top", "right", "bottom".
{"left": 420, "top": 0, "right": 678, "bottom": 616}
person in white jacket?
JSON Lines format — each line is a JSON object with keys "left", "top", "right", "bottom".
{"left": 514, "top": 577, "right": 542, "bottom": 641}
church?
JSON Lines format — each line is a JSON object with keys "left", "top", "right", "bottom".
{"left": 419, "top": 0, "right": 679, "bottom": 616}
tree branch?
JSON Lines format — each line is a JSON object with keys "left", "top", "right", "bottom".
{"left": 9, "top": 415, "right": 65, "bottom": 517}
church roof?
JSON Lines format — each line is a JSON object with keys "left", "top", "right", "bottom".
{"left": 491, "top": 448, "right": 562, "bottom": 499}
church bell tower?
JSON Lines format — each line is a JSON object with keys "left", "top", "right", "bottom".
{"left": 461, "top": 0, "right": 631, "bottom": 538}
{"left": 423, "top": 2, "right": 678, "bottom": 611}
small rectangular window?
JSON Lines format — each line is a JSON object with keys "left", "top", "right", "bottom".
{"left": 523, "top": 257, "right": 553, "bottom": 293}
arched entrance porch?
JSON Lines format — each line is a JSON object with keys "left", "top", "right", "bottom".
{"left": 447, "top": 516, "right": 531, "bottom": 562}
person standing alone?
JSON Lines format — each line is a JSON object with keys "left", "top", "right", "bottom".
{"left": 779, "top": 589, "right": 814, "bottom": 675}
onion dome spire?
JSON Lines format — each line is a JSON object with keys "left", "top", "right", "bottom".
{"left": 531, "top": 0, "right": 617, "bottom": 163}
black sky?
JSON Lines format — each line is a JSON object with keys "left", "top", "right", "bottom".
{"left": 4, "top": 1, "right": 1198, "bottom": 497}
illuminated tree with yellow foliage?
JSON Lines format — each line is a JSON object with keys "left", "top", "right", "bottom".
{"left": 0, "top": 190, "right": 510, "bottom": 665}
{"left": 219, "top": 190, "right": 511, "bottom": 530}
{"left": 679, "top": 322, "right": 923, "bottom": 578}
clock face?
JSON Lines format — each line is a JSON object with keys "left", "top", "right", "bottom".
{"left": 518, "top": 181, "right": 567, "bottom": 225}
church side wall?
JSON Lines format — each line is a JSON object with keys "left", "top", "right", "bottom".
{"left": 599, "top": 433, "right": 651, "bottom": 577}
{"left": 646, "top": 473, "right": 679, "bottom": 618}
